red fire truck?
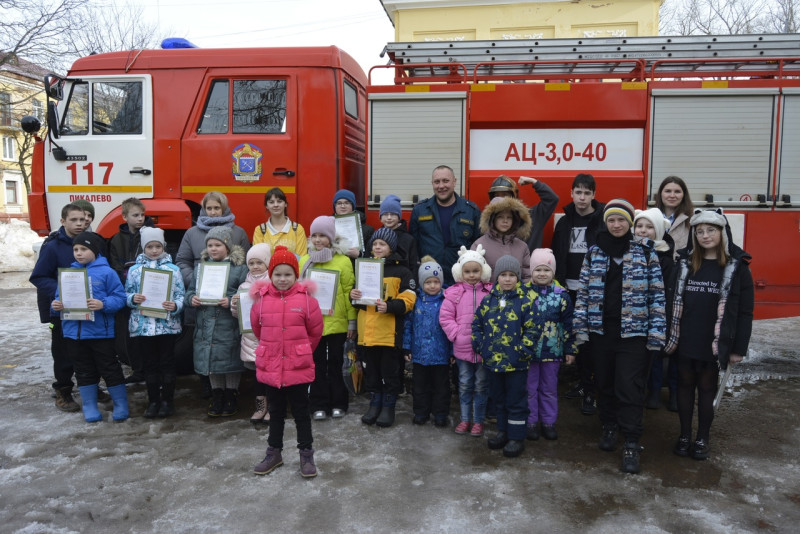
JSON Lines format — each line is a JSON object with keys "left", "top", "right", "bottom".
{"left": 364, "top": 34, "right": 800, "bottom": 319}
{"left": 24, "top": 35, "right": 800, "bottom": 318}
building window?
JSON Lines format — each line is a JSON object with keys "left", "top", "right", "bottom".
{"left": 2, "top": 136, "right": 15, "bottom": 160}
{"left": 32, "top": 99, "right": 44, "bottom": 122}
{"left": 5, "top": 179, "right": 19, "bottom": 205}
{"left": 0, "top": 92, "right": 11, "bottom": 126}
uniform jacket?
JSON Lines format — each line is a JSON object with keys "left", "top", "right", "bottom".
{"left": 550, "top": 200, "right": 606, "bottom": 286}
{"left": 439, "top": 281, "right": 493, "bottom": 363}
{"left": 526, "top": 282, "right": 577, "bottom": 362}
{"left": 402, "top": 289, "right": 451, "bottom": 366}
{"left": 184, "top": 246, "right": 248, "bottom": 375}
{"left": 125, "top": 253, "right": 185, "bottom": 337}
{"left": 391, "top": 219, "right": 420, "bottom": 274}
{"left": 232, "top": 272, "right": 270, "bottom": 364}
{"left": 472, "top": 196, "right": 532, "bottom": 283}
{"left": 30, "top": 226, "right": 80, "bottom": 322}
{"left": 55, "top": 256, "right": 127, "bottom": 340}
{"left": 410, "top": 194, "right": 481, "bottom": 285}
{"left": 108, "top": 218, "right": 154, "bottom": 282}
{"left": 471, "top": 282, "right": 537, "bottom": 372}
{"left": 175, "top": 211, "right": 250, "bottom": 287}
{"left": 250, "top": 279, "right": 324, "bottom": 388}
{"left": 573, "top": 240, "right": 667, "bottom": 351}
{"left": 252, "top": 219, "right": 307, "bottom": 256}
{"left": 299, "top": 237, "right": 357, "bottom": 336}
{"left": 524, "top": 180, "right": 560, "bottom": 251}
{"left": 666, "top": 240, "right": 754, "bottom": 370}
{"left": 354, "top": 253, "right": 416, "bottom": 348}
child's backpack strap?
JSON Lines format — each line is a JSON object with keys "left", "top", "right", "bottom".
{"left": 260, "top": 223, "right": 267, "bottom": 236}
{"left": 292, "top": 221, "right": 298, "bottom": 232}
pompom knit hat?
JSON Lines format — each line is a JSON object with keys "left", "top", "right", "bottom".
{"left": 205, "top": 226, "right": 233, "bottom": 252}
{"left": 418, "top": 256, "right": 444, "bottom": 286}
{"left": 690, "top": 208, "right": 730, "bottom": 256}
{"left": 530, "top": 248, "right": 556, "bottom": 272}
{"left": 452, "top": 244, "right": 492, "bottom": 283}
{"left": 310, "top": 215, "right": 336, "bottom": 245}
{"left": 269, "top": 245, "right": 299, "bottom": 277}
{"left": 379, "top": 194, "right": 402, "bottom": 218}
{"left": 72, "top": 231, "right": 104, "bottom": 258}
{"left": 333, "top": 189, "right": 356, "bottom": 211}
{"left": 495, "top": 255, "right": 522, "bottom": 280}
{"left": 369, "top": 227, "right": 398, "bottom": 252}
{"left": 603, "top": 198, "right": 635, "bottom": 226}
{"left": 140, "top": 227, "right": 166, "bottom": 248}
{"left": 246, "top": 243, "right": 271, "bottom": 265}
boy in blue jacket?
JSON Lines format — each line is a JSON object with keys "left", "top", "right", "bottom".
{"left": 51, "top": 232, "right": 129, "bottom": 423}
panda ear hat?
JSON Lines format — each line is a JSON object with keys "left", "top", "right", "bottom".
{"left": 690, "top": 208, "right": 730, "bottom": 256}
{"left": 452, "top": 244, "right": 492, "bottom": 283}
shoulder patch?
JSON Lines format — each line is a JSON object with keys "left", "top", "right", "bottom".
{"left": 417, "top": 215, "right": 434, "bottom": 221}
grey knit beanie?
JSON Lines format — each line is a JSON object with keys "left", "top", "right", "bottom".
{"left": 494, "top": 255, "right": 521, "bottom": 281}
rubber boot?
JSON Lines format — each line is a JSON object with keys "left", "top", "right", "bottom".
{"left": 107, "top": 384, "right": 129, "bottom": 421}
{"left": 158, "top": 378, "right": 176, "bottom": 418}
{"left": 78, "top": 384, "right": 102, "bottom": 423}
{"left": 376, "top": 394, "right": 396, "bottom": 427}
{"left": 144, "top": 381, "right": 161, "bottom": 418}
{"left": 361, "top": 392, "right": 382, "bottom": 425}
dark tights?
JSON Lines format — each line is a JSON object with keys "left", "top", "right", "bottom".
{"left": 677, "top": 359, "right": 718, "bottom": 441}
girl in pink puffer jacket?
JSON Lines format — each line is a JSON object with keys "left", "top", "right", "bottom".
{"left": 439, "top": 245, "right": 493, "bottom": 437}
{"left": 250, "top": 246, "right": 324, "bottom": 478}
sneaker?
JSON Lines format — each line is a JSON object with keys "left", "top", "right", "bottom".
{"left": 691, "top": 438, "right": 710, "bottom": 460}
{"left": 331, "top": 408, "right": 345, "bottom": 418}
{"left": 526, "top": 423, "right": 540, "bottom": 441}
{"left": 312, "top": 410, "right": 327, "bottom": 421}
{"left": 454, "top": 421, "right": 471, "bottom": 434}
{"left": 299, "top": 448, "right": 317, "bottom": 478}
{"left": 502, "top": 439, "right": 525, "bottom": 458}
{"left": 673, "top": 435, "right": 691, "bottom": 457}
{"left": 599, "top": 424, "right": 618, "bottom": 451}
{"left": 621, "top": 441, "right": 642, "bottom": 474}
{"left": 581, "top": 393, "right": 597, "bottom": 415}
{"left": 564, "top": 383, "right": 584, "bottom": 399}
{"left": 253, "top": 446, "right": 283, "bottom": 475}
{"left": 541, "top": 423, "right": 558, "bottom": 441}
{"left": 413, "top": 414, "right": 429, "bottom": 425}
{"left": 470, "top": 423, "right": 484, "bottom": 437}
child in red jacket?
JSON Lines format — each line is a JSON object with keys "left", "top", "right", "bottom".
{"left": 250, "top": 246, "right": 324, "bottom": 478}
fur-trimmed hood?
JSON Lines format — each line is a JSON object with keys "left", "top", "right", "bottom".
{"left": 479, "top": 196, "right": 532, "bottom": 241}
{"left": 200, "top": 244, "right": 246, "bottom": 266}
{"left": 305, "top": 234, "right": 352, "bottom": 256}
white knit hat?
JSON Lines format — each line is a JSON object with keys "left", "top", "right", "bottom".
{"left": 451, "top": 244, "right": 492, "bottom": 283}
{"left": 634, "top": 208, "right": 670, "bottom": 253}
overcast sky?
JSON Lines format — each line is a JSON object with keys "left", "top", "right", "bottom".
{"left": 129, "top": 0, "right": 397, "bottom": 81}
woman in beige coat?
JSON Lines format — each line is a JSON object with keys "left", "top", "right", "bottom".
{"left": 656, "top": 176, "right": 694, "bottom": 257}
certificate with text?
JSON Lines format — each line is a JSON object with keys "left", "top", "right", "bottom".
{"left": 353, "top": 258, "right": 384, "bottom": 306}
{"left": 335, "top": 212, "right": 363, "bottom": 251}
{"left": 197, "top": 262, "right": 230, "bottom": 305}
{"left": 58, "top": 268, "right": 90, "bottom": 312}
{"left": 139, "top": 268, "right": 173, "bottom": 319}
{"left": 237, "top": 289, "right": 255, "bottom": 334}
{"left": 308, "top": 268, "right": 340, "bottom": 316}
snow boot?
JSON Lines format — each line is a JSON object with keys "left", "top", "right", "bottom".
{"left": 108, "top": 384, "right": 129, "bottom": 421}
{"left": 144, "top": 381, "right": 161, "bottom": 419}
{"left": 526, "top": 423, "right": 540, "bottom": 441}
{"left": 208, "top": 388, "right": 224, "bottom": 417}
{"left": 253, "top": 446, "right": 283, "bottom": 475}
{"left": 502, "top": 439, "right": 525, "bottom": 458}
{"left": 599, "top": 424, "right": 619, "bottom": 451}
{"left": 221, "top": 389, "right": 239, "bottom": 417}
{"left": 645, "top": 388, "right": 661, "bottom": 410}
{"left": 299, "top": 448, "right": 317, "bottom": 478}
{"left": 621, "top": 441, "right": 642, "bottom": 474}
{"left": 361, "top": 392, "right": 382, "bottom": 425}
{"left": 542, "top": 423, "right": 558, "bottom": 441}
{"left": 251, "top": 396, "right": 268, "bottom": 424}
{"left": 158, "top": 379, "right": 176, "bottom": 418}
{"left": 376, "top": 394, "right": 396, "bottom": 427}
{"left": 78, "top": 384, "right": 102, "bottom": 422}
{"left": 55, "top": 386, "right": 80, "bottom": 412}
{"left": 488, "top": 431, "right": 509, "bottom": 450}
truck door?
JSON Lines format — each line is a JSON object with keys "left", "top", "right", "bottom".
{"left": 181, "top": 76, "right": 297, "bottom": 234}
{"left": 45, "top": 75, "right": 154, "bottom": 230}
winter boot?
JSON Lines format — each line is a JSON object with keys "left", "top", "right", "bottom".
{"left": 542, "top": 423, "right": 558, "bottom": 441}
{"left": 376, "top": 394, "right": 396, "bottom": 427}
{"left": 621, "top": 441, "right": 642, "bottom": 474}
{"left": 361, "top": 392, "right": 382, "bottom": 425}
{"left": 158, "top": 379, "right": 176, "bottom": 418}
{"left": 488, "top": 431, "right": 509, "bottom": 450}
{"left": 208, "top": 388, "right": 224, "bottom": 417}
{"left": 107, "top": 384, "right": 129, "bottom": 421}
{"left": 251, "top": 396, "right": 268, "bottom": 424}
{"left": 526, "top": 423, "right": 540, "bottom": 441}
{"left": 645, "top": 388, "right": 661, "bottom": 410}
{"left": 78, "top": 384, "right": 102, "bottom": 423}
{"left": 55, "top": 386, "right": 80, "bottom": 412}
{"left": 299, "top": 448, "right": 317, "bottom": 478}
{"left": 221, "top": 389, "right": 239, "bottom": 417}
{"left": 253, "top": 446, "right": 283, "bottom": 475}
{"left": 599, "top": 424, "right": 619, "bottom": 451}
{"left": 502, "top": 439, "right": 525, "bottom": 458}
{"left": 144, "top": 382, "right": 161, "bottom": 419}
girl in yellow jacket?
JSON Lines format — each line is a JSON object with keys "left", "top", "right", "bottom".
{"left": 252, "top": 187, "right": 307, "bottom": 256}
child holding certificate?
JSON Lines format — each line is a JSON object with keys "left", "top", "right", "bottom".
{"left": 251, "top": 246, "right": 324, "bottom": 477}
{"left": 349, "top": 227, "right": 416, "bottom": 428}
{"left": 299, "top": 216, "right": 356, "bottom": 421}
{"left": 185, "top": 226, "right": 248, "bottom": 418}
{"left": 125, "top": 227, "right": 185, "bottom": 418}
{"left": 51, "top": 231, "right": 129, "bottom": 423}
{"left": 231, "top": 243, "right": 272, "bottom": 425}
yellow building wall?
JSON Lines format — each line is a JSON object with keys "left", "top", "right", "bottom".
{"left": 386, "top": 0, "right": 662, "bottom": 42}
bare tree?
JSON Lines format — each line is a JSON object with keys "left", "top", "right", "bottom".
{"left": 765, "top": 0, "right": 800, "bottom": 31}
{"left": 660, "top": 0, "right": 799, "bottom": 35}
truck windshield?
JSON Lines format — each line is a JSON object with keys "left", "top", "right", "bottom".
{"left": 60, "top": 80, "right": 142, "bottom": 136}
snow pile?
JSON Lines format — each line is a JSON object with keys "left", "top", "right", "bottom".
{"left": 0, "top": 220, "right": 42, "bottom": 273}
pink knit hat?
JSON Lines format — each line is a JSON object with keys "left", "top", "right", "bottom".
{"left": 310, "top": 215, "right": 336, "bottom": 244}
{"left": 530, "top": 248, "right": 556, "bottom": 272}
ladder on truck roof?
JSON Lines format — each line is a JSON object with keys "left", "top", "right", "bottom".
{"left": 381, "top": 34, "right": 800, "bottom": 80}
